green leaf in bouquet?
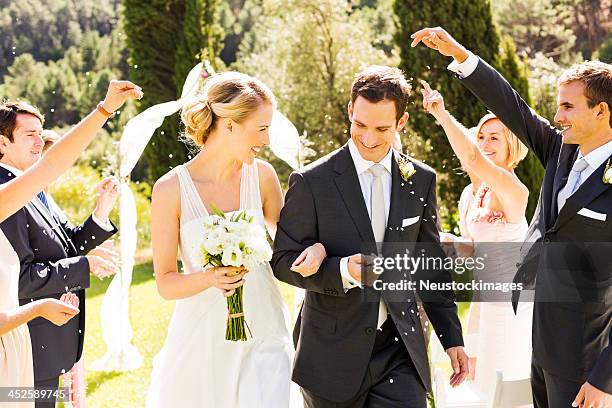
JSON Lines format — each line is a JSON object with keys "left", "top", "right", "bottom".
{"left": 210, "top": 203, "right": 226, "bottom": 218}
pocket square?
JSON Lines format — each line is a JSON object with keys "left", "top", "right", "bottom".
{"left": 577, "top": 208, "right": 607, "bottom": 221}
{"left": 402, "top": 216, "right": 420, "bottom": 227}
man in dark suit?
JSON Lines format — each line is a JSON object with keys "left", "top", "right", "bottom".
{"left": 272, "top": 66, "right": 468, "bottom": 407}
{"left": 411, "top": 27, "right": 612, "bottom": 407}
{"left": 0, "top": 101, "right": 120, "bottom": 407}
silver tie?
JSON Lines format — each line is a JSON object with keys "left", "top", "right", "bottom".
{"left": 557, "top": 157, "right": 589, "bottom": 213}
{"left": 369, "top": 164, "right": 388, "bottom": 329}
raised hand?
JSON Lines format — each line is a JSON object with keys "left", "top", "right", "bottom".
{"left": 93, "top": 177, "right": 119, "bottom": 222}
{"left": 86, "top": 244, "right": 120, "bottom": 279}
{"left": 291, "top": 243, "right": 327, "bottom": 277}
{"left": 420, "top": 80, "right": 446, "bottom": 118}
{"left": 37, "top": 295, "right": 80, "bottom": 326}
{"left": 100, "top": 80, "right": 143, "bottom": 114}
{"left": 204, "top": 266, "right": 247, "bottom": 297}
{"left": 410, "top": 27, "right": 469, "bottom": 63}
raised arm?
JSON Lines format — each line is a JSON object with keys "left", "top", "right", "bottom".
{"left": 421, "top": 81, "right": 528, "bottom": 222}
{"left": 411, "top": 27, "right": 561, "bottom": 166}
{"left": 0, "top": 81, "right": 143, "bottom": 222}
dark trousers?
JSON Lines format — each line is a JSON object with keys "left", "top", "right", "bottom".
{"left": 34, "top": 376, "right": 59, "bottom": 408}
{"left": 531, "top": 357, "right": 583, "bottom": 408}
{"left": 302, "top": 318, "right": 427, "bottom": 408}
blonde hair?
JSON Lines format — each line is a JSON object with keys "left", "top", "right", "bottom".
{"left": 474, "top": 113, "right": 528, "bottom": 168}
{"left": 181, "top": 72, "right": 276, "bottom": 147}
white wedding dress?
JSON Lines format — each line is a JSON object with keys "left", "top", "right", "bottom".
{"left": 146, "top": 161, "right": 293, "bottom": 408}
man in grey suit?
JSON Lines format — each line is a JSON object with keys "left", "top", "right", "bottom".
{"left": 411, "top": 27, "right": 611, "bottom": 407}
{"left": 272, "top": 66, "right": 468, "bottom": 407}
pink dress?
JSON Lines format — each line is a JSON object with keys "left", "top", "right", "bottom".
{"left": 0, "top": 230, "right": 34, "bottom": 407}
{"left": 459, "top": 184, "right": 533, "bottom": 394}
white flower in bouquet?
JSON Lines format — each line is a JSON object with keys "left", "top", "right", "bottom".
{"left": 196, "top": 206, "right": 273, "bottom": 341}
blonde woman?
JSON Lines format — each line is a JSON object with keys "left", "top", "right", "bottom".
{"left": 147, "top": 72, "right": 292, "bottom": 408}
{"left": 421, "top": 81, "right": 533, "bottom": 394}
{"left": 0, "top": 80, "right": 141, "bottom": 406}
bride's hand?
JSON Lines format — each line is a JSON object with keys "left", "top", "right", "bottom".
{"left": 291, "top": 243, "right": 326, "bottom": 277}
{"left": 420, "top": 80, "right": 446, "bottom": 118}
{"left": 203, "top": 266, "right": 247, "bottom": 297}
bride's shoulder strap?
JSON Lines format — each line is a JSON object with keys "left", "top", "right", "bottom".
{"left": 241, "top": 160, "right": 263, "bottom": 210}
{"left": 174, "top": 164, "right": 206, "bottom": 220}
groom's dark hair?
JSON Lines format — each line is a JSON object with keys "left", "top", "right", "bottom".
{"left": 0, "top": 100, "right": 45, "bottom": 159}
{"left": 350, "top": 66, "right": 411, "bottom": 122}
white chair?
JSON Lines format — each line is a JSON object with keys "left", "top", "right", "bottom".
{"left": 487, "top": 369, "right": 533, "bottom": 408}
{"left": 434, "top": 368, "right": 486, "bottom": 408}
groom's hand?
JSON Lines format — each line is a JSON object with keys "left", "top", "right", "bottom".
{"left": 410, "top": 27, "right": 470, "bottom": 63}
{"left": 573, "top": 382, "right": 612, "bottom": 407}
{"left": 446, "top": 346, "right": 469, "bottom": 387}
{"left": 291, "top": 243, "right": 327, "bottom": 277}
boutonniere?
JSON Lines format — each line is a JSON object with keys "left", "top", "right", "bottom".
{"left": 397, "top": 155, "right": 416, "bottom": 181}
{"left": 603, "top": 159, "right": 612, "bottom": 185}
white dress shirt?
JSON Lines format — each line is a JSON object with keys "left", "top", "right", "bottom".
{"left": 339, "top": 140, "right": 393, "bottom": 291}
{"left": 568, "top": 141, "right": 612, "bottom": 191}
{"left": 0, "top": 162, "right": 114, "bottom": 231}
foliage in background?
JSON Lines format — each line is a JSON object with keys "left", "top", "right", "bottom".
{"left": 236, "top": 0, "right": 396, "bottom": 167}
{"left": 394, "top": 0, "right": 498, "bottom": 226}
{"left": 123, "top": 0, "right": 223, "bottom": 181}
{"left": 0, "top": 0, "right": 119, "bottom": 77}
{"left": 48, "top": 165, "right": 152, "bottom": 250}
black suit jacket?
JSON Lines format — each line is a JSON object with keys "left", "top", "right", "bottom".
{"left": 272, "top": 145, "right": 463, "bottom": 401}
{"left": 460, "top": 58, "right": 611, "bottom": 393}
{"left": 0, "top": 166, "right": 117, "bottom": 381}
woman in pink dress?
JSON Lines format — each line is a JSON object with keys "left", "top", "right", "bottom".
{"left": 421, "top": 81, "right": 533, "bottom": 396}
{"left": 0, "top": 81, "right": 142, "bottom": 407}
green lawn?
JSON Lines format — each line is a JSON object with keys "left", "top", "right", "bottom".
{"left": 82, "top": 262, "right": 467, "bottom": 407}
{"left": 82, "top": 262, "right": 296, "bottom": 407}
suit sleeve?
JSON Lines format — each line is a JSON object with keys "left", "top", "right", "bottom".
{"left": 271, "top": 171, "right": 345, "bottom": 296}
{"left": 460, "top": 58, "right": 561, "bottom": 167}
{"left": 56, "top": 212, "right": 118, "bottom": 255}
{"left": 1, "top": 209, "right": 91, "bottom": 299}
{"left": 415, "top": 173, "right": 464, "bottom": 350}
{"left": 588, "top": 326, "right": 612, "bottom": 394}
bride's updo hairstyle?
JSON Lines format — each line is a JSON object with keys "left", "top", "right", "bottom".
{"left": 181, "top": 72, "right": 276, "bottom": 147}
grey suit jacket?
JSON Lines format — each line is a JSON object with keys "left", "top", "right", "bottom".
{"left": 272, "top": 144, "right": 463, "bottom": 401}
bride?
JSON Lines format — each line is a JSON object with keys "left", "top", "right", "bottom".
{"left": 147, "top": 72, "right": 292, "bottom": 407}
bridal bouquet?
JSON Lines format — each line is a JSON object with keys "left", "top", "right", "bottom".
{"left": 196, "top": 206, "right": 272, "bottom": 341}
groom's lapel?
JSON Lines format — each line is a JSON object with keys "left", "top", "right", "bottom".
{"left": 333, "top": 145, "right": 376, "bottom": 243}
{"left": 554, "top": 151, "right": 611, "bottom": 230}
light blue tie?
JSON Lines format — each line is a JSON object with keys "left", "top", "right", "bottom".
{"left": 557, "top": 157, "right": 589, "bottom": 212}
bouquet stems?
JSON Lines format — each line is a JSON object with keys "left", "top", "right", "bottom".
{"left": 226, "top": 286, "right": 251, "bottom": 341}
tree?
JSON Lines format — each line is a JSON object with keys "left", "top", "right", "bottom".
{"left": 123, "top": 0, "right": 222, "bottom": 180}
{"left": 497, "top": 37, "right": 544, "bottom": 221}
{"left": 0, "top": 0, "right": 118, "bottom": 77}
{"left": 236, "top": 0, "right": 395, "bottom": 166}
{"left": 491, "top": 0, "right": 576, "bottom": 61}
{"left": 394, "top": 0, "right": 504, "bottom": 223}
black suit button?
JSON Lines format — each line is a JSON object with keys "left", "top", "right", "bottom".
{"left": 543, "top": 237, "right": 551, "bottom": 243}
{"left": 365, "top": 327, "right": 375, "bottom": 335}
{"left": 515, "top": 262, "right": 521, "bottom": 268}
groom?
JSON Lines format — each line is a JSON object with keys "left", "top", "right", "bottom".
{"left": 411, "top": 27, "right": 611, "bottom": 407}
{"left": 272, "top": 66, "right": 467, "bottom": 407}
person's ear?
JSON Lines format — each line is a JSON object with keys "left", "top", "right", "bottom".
{"left": 596, "top": 101, "right": 609, "bottom": 122}
{"left": 396, "top": 112, "right": 409, "bottom": 132}
{"left": 347, "top": 101, "right": 353, "bottom": 121}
